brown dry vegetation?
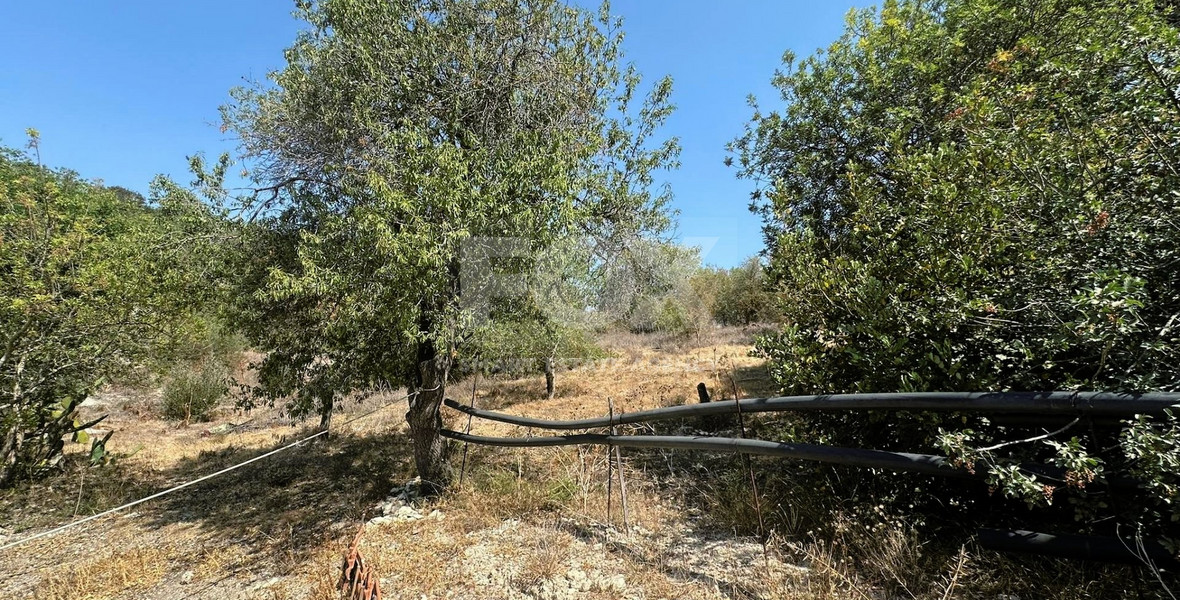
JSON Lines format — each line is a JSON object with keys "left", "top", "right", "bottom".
{"left": 0, "top": 327, "right": 1167, "bottom": 599}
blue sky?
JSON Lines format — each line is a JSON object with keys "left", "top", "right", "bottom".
{"left": 0, "top": 1, "right": 868, "bottom": 268}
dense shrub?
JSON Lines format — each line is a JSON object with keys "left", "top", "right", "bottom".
{"left": 0, "top": 137, "right": 213, "bottom": 486}
{"left": 168, "top": 315, "right": 247, "bottom": 371}
{"left": 731, "top": 0, "right": 1180, "bottom": 544}
{"left": 700, "top": 258, "right": 768, "bottom": 327}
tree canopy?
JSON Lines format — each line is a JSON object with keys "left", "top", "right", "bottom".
{"left": 733, "top": 0, "right": 1180, "bottom": 394}
{"left": 221, "top": 0, "right": 679, "bottom": 486}
{"left": 731, "top": 0, "right": 1180, "bottom": 531}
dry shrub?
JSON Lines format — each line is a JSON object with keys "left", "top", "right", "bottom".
{"left": 160, "top": 361, "right": 227, "bottom": 423}
{"left": 830, "top": 512, "right": 933, "bottom": 597}
{"left": 513, "top": 533, "right": 572, "bottom": 589}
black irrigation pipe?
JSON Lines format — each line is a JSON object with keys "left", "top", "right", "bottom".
{"left": 444, "top": 392, "right": 1179, "bottom": 431}
{"left": 440, "top": 429, "right": 1140, "bottom": 488}
{"left": 442, "top": 429, "right": 963, "bottom": 477}
{"left": 978, "top": 529, "right": 1179, "bottom": 569}
{"left": 446, "top": 429, "right": 999, "bottom": 480}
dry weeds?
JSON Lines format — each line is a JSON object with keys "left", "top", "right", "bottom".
{"left": 0, "top": 327, "right": 1168, "bottom": 599}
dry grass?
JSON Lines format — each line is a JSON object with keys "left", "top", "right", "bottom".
{"left": 37, "top": 545, "right": 173, "bottom": 600}
{"left": 513, "top": 530, "right": 574, "bottom": 589}
{"left": 1, "top": 326, "right": 1174, "bottom": 599}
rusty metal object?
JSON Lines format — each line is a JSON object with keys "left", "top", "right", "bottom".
{"left": 339, "top": 524, "right": 382, "bottom": 600}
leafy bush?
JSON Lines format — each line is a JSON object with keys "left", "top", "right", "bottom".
{"left": 168, "top": 315, "right": 247, "bottom": 369}
{"left": 0, "top": 136, "right": 210, "bottom": 486}
{"left": 654, "top": 297, "right": 691, "bottom": 334}
{"left": 463, "top": 317, "right": 609, "bottom": 377}
{"left": 161, "top": 362, "right": 228, "bottom": 423}
{"left": 707, "top": 257, "right": 773, "bottom": 326}
{"left": 730, "top": 0, "right": 1180, "bottom": 546}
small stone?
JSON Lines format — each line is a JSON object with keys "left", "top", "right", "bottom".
{"left": 180, "top": 571, "right": 194, "bottom": 584}
{"left": 605, "top": 574, "right": 626, "bottom": 592}
{"left": 394, "top": 505, "right": 422, "bottom": 521}
{"left": 205, "top": 423, "right": 235, "bottom": 436}
{"left": 380, "top": 497, "right": 406, "bottom": 515}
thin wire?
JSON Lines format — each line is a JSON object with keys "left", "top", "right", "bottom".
{"left": 0, "top": 385, "right": 436, "bottom": 554}
{"left": 0, "top": 429, "right": 328, "bottom": 553}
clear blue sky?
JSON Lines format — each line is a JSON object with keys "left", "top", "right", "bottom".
{"left": 0, "top": 1, "right": 868, "bottom": 268}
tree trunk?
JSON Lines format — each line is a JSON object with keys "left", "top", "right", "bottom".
{"left": 544, "top": 356, "right": 555, "bottom": 400}
{"left": 407, "top": 338, "right": 452, "bottom": 493}
{"left": 0, "top": 427, "right": 21, "bottom": 488}
{"left": 1, "top": 369, "right": 25, "bottom": 487}
{"left": 318, "top": 394, "right": 334, "bottom": 431}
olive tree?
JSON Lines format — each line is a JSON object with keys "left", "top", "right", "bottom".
{"left": 221, "top": 0, "right": 678, "bottom": 488}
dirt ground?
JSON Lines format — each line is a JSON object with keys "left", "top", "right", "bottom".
{"left": 2, "top": 327, "right": 854, "bottom": 600}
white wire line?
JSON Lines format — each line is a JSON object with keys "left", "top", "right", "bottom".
{"left": 0, "top": 429, "right": 329, "bottom": 553}
{"left": 0, "top": 385, "right": 438, "bottom": 554}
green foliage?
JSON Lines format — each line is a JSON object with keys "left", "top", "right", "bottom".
{"left": 1122, "top": 411, "right": 1180, "bottom": 530}
{"left": 737, "top": 0, "right": 1180, "bottom": 393}
{"left": 707, "top": 257, "right": 773, "bottom": 326}
{"left": 610, "top": 251, "right": 776, "bottom": 336}
{"left": 459, "top": 236, "right": 609, "bottom": 378}
{"left": 467, "top": 319, "right": 607, "bottom": 377}
{"left": 165, "top": 313, "right": 248, "bottom": 373}
{"left": 599, "top": 241, "right": 709, "bottom": 336}
{"left": 0, "top": 139, "right": 210, "bottom": 486}
{"left": 161, "top": 361, "right": 229, "bottom": 423}
{"left": 731, "top": 0, "right": 1180, "bottom": 540}
{"left": 220, "top": 0, "right": 678, "bottom": 480}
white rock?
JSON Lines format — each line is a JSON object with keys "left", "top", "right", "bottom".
{"left": 180, "top": 571, "right": 194, "bottom": 584}
{"left": 604, "top": 574, "right": 626, "bottom": 592}
{"left": 394, "top": 505, "right": 423, "bottom": 521}
{"left": 250, "top": 576, "right": 282, "bottom": 590}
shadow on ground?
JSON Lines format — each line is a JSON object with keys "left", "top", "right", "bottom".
{"left": 146, "top": 429, "right": 414, "bottom": 571}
